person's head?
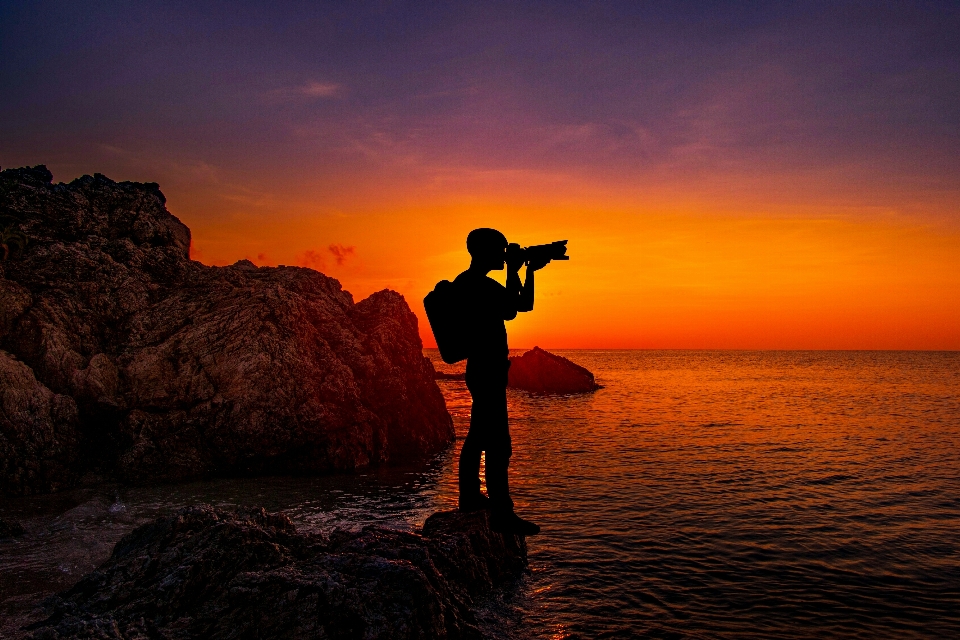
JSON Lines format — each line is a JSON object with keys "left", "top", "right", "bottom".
{"left": 466, "top": 228, "right": 508, "bottom": 271}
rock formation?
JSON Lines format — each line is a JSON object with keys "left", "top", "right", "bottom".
{"left": 508, "top": 347, "right": 600, "bottom": 394}
{"left": 1, "top": 349, "right": 80, "bottom": 493}
{"left": 0, "top": 165, "right": 453, "bottom": 494}
{"left": 0, "top": 516, "right": 25, "bottom": 538}
{"left": 26, "top": 505, "right": 527, "bottom": 639}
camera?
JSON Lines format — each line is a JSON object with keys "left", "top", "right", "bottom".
{"left": 507, "top": 240, "right": 569, "bottom": 266}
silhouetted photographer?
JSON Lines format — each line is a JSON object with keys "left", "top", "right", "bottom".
{"left": 425, "top": 228, "right": 567, "bottom": 536}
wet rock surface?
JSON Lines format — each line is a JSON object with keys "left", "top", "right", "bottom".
{"left": 25, "top": 505, "right": 527, "bottom": 639}
{"left": 508, "top": 347, "right": 600, "bottom": 394}
{"left": 0, "top": 166, "right": 453, "bottom": 494}
{"left": 0, "top": 516, "right": 25, "bottom": 538}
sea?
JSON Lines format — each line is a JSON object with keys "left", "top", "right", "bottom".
{"left": 2, "top": 350, "right": 959, "bottom": 638}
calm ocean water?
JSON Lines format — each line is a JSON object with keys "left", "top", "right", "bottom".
{"left": 2, "top": 350, "right": 959, "bottom": 638}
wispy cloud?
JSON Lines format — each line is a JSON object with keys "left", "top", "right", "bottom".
{"left": 266, "top": 81, "right": 343, "bottom": 102}
{"left": 301, "top": 81, "right": 340, "bottom": 97}
{"left": 296, "top": 249, "right": 326, "bottom": 271}
{"left": 294, "top": 245, "right": 355, "bottom": 271}
{"left": 328, "top": 243, "right": 355, "bottom": 265}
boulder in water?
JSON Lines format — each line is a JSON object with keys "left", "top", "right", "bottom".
{"left": 508, "top": 347, "right": 600, "bottom": 394}
{"left": 27, "top": 505, "right": 527, "bottom": 639}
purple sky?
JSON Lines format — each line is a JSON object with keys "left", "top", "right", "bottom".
{"left": 2, "top": 1, "right": 958, "bottom": 219}
{"left": 3, "top": 1, "right": 960, "bottom": 349}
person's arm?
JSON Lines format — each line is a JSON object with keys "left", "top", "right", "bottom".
{"left": 503, "top": 244, "right": 524, "bottom": 318}
{"left": 516, "top": 253, "right": 551, "bottom": 313}
{"left": 504, "top": 263, "right": 523, "bottom": 319}
{"left": 504, "top": 244, "right": 550, "bottom": 316}
{"left": 517, "top": 267, "right": 534, "bottom": 312}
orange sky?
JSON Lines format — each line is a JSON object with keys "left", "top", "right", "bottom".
{"left": 171, "top": 171, "right": 960, "bottom": 350}
{"left": 3, "top": 3, "right": 959, "bottom": 349}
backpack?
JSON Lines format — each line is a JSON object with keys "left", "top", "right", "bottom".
{"left": 424, "top": 279, "right": 471, "bottom": 364}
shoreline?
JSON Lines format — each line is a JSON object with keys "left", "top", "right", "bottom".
{"left": 19, "top": 505, "right": 528, "bottom": 639}
{"left": 1, "top": 455, "right": 467, "bottom": 639}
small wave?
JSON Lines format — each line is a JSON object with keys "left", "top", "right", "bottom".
{"left": 807, "top": 474, "right": 855, "bottom": 485}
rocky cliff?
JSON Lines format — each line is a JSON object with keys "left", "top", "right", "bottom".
{"left": 0, "top": 166, "right": 453, "bottom": 494}
{"left": 25, "top": 505, "right": 527, "bottom": 639}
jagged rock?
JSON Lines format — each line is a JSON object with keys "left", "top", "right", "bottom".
{"left": 508, "top": 346, "right": 600, "bottom": 394}
{"left": 0, "top": 516, "right": 25, "bottom": 537}
{"left": 26, "top": 505, "right": 527, "bottom": 639}
{"left": 0, "top": 350, "right": 80, "bottom": 494}
{"left": 0, "top": 166, "right": 453, "bottom": 493}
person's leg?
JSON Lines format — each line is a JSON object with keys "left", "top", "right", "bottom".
{"left": 459, "top": 370, "right": 490, "bottom": 511}
{"left": 458, "top": 418, "right": 485, "bottom": 510}
{"left": 483, "top": 383, "right": 513, "bottom": 516}
{"left": 483, "top": 365, "right": 540, "bottom": 536}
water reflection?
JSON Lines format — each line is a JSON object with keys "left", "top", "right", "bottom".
{"left": 3, "top": 350, "right": 960, "bottom": 639}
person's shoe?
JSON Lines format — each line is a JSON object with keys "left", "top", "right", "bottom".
{"left": 459, "top": 493, "right": 491, "bottom": 512}
{"left": 511, "top": 513, "right": 541, "bottom": 536}
{"left": 490, "top": 511, "right": 541, "bottom": 536}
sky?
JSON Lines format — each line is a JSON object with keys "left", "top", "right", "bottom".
{"left": 2, "top": 0, "right": 959, "bottom": 349}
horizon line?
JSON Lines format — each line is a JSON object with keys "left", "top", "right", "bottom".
{"left": 423, "top": 347, "right": 960, "bottom": 353}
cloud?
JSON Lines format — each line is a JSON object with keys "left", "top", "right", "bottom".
{"left": 266, "top": 81, "right": 342, "bottom": 102}
{"left": 328, "top": 243, "right": 355, "bottom": 265}
{"left": 98, "top": 143, "right": 128, "bottom": 155}
{"left": 243, "top": 252, "right": 271, "bottom": 265}
{"left": 301, "top": 81, "right": 340, "bottom": 97}
{"left": 296, "top": 249, "right": 327, "bottom": 271}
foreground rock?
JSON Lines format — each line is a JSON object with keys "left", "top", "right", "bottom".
{"left": 508, "top": 347, "right": 600, "bottom": 394}
{"left": 0, "top": 516, "right": 25, "bottom": 537}
{"left": 0, "top": 166, "right": 453, "bottom": 494}
{"left": 26, "top": 505, "right": 526, "bottom": 639}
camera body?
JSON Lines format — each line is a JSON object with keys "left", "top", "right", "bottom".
{"left": 507, "top": 240, "right": 569, "bottom": 266}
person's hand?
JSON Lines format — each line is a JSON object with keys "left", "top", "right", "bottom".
{"left": 506, "top": 243, "right": 525, "bottom": 272}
